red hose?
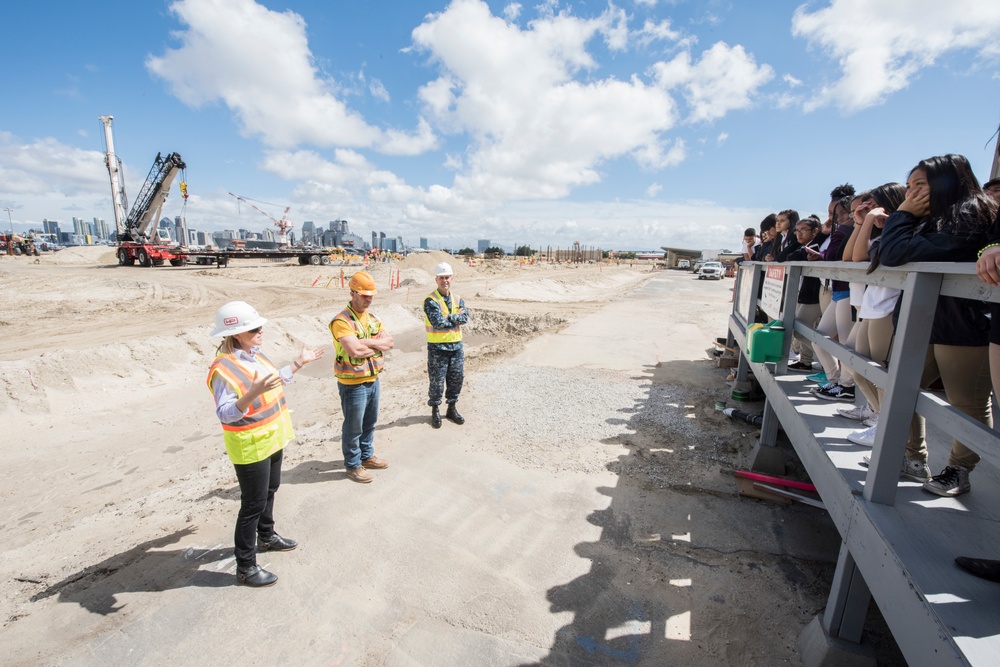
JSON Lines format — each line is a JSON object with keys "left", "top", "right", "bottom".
{"left": 734, "top": 469, "right": 817, "bottom": 492}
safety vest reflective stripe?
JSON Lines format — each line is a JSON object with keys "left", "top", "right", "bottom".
{"left": 206, "top": 352, "right": 295, "bottom": 464}
{"left": 424, "top": 291, "right": 462, "bottom": 343}
{"left": 332, "top": 307, "right": 385, "bottom": 380}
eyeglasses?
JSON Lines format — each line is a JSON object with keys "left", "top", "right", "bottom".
{"left": 794, "top": 228, "right": 812, "bottom": 234}
{"left": 247, "top": 327, "right": 262, "bottom": 334}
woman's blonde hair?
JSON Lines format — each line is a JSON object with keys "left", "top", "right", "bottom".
{"left": 215, "top": 336, "right": 239, "bottom": 356}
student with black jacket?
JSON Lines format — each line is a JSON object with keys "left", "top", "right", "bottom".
{"left": 879, "top": 154, "right": 997, "bottom": 497}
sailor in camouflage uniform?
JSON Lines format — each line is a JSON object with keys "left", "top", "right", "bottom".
{"left": 423, "top": 262, "right": 470, "bottom": 428}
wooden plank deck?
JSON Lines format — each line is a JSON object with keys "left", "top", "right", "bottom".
{"left": 758, "top": 368, "right": 1000, "bottom": 666}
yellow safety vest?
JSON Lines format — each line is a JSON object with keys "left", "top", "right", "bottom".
{"left": 206, "top": 352, "right": 294, "bottom": 465}
{"left": 331, "top": 306, "right": 385, "bottom": 383}
{"left": 424, "top": 290, "right": 462, "bottom": 344}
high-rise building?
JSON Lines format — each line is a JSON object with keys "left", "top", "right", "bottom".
{"left": 419, "top": 237, "right": 428, "bottom": 249}
{"left": 94, "top": 217, "right": 109, "bottom": 241}
{"left": 174, "top": 216, "right": 188, "bottom": 246}
{"left": 371, "top": 231, "right": 378, "bottom": 250}
{"left": 43, "top": 219, "right": 61, "bottom": 236}
{"left": 301, "top": 221, "right": 316, "bottom": 245}
{"left": 73, "top": 217, "right": 88, "bottom": 238}
{"left": 477, "top": 239, "right": 491, "bottom": 253}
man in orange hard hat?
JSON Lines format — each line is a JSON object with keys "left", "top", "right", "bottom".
{"left": 330, "top": 271, "right": 394, "bottom": 483}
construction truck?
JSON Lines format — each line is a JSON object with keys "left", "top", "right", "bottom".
{"left": 100, "top": 115, "right": 189, "bottom": 267}
{"left": 101, "top": 115, "right": 347, "bottom": 269}
{"left": 1, "top": 233, "right": 39, "bottom": 256}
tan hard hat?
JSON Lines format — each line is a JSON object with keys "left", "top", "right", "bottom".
{"left": 348, "top": 271, "right": 377, "bottom": 295}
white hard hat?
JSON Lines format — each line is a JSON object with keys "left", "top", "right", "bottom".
{"left": 434, "top": 262, "right": 453, "bottom": 276}
{"left": 211, "top": 301, "right": 267, "bottom": 337}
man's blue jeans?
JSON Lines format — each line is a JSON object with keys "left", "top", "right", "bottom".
{"left": 338, "top": 378, "right": 379, "bottom": 469}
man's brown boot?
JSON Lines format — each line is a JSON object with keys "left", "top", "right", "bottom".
{"left": 346, "top": 467, "right": 373, "bottom": 483}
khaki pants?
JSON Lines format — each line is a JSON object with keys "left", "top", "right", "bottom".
{"left": 794, "top": 302, "right": 823, "bottom": 365}
{"left": 853, "top": 315, "right": 896, "bottom": 412}
{"left": 814, "top": 298, "right": 856, "bottom": 386}
{"left": 908, "top": 345, "right": 992, "bottom": 469}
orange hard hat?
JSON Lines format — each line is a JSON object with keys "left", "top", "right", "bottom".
{"left": 348, "top": 271, "right": 377, "bottom": 295}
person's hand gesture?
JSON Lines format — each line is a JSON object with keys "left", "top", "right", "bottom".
{"left": 248, "top": 371, "right": 282, "bottom": 399}
{"left": 899, "top": 187, "right": 930, "bottom": 218}
{"left": 976, "top": 246, "right": 1000, "bottom": 287}
{"left": 866, "top": 207, "right": 888, "bottom": 229}
{"left": 296, "top": 345, "right": 324, "bottom": 366}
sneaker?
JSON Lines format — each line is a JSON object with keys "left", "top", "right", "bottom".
{"left": 809, "top": 381, "right": 834, "bottom": 394}
{"left": 901, "top": 458, "right": 931, "bottom": 482}
{"left": 922, "top": 466, "right": 971, "bottom": 497}
{"left": 346, "top": 467, "right": 374, "bottom": 483}
{"left": 860, "top": 455, "right": 931, "bottom": 481}
{"left": 815, "top": 383, "right": 856, "bottom": 402}
{"left": 838, "top": 404, "right": 877, "bottom": 422}
{"left": 787, "top": 361, "right": 813, "bottom": 372}
{"left": 361, "top": 455, "right": 389, "bottom": 470}
{"left": 847, "top": 423, "right": 877, "bottom": 447}
{"left": 862, "top": 413, "right": 879, "bottom": 428}
{"left": 806, "top": 371, "right": 829, "bottom": 384}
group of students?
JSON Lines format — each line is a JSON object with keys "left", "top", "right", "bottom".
{"left": 741, "top": 155, "right": 1000, "bottom": 583}
{"left": 743, "top": 155, "right": 1000, "bottom": 502}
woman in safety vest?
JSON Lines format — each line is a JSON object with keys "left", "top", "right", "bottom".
{"left": 207, "top": 301, "right": 324, "bottom": 587}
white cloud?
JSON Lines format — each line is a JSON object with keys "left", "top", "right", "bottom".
{"left": 646, "top": 182, "right": 662, "bottom": 197}
{"left": 412, "top": 0, "right": 678, "bottom": 202}
{"left": 0, "top": 132, "right": 107, "bottom": 197}
{"left": 633, "top": 138, "right": 686, "bottom": 169}
{"left": 652, "top": 42, "right": 774, "bottom": 123}
{"left": 633, "top": 19, "right": 688, "bottom": 49}
{"left": 503, "top": 3, "right": 521, "bottom": 22}
{"left": 716, "top": 132, "right": 728, "bottom": 145}
{"left": 369, "top": 79, "right": 390, "bottom": 103}
{"left": 378, "top": 118, "right": 439, "bottom": 156}
{"left": 792, "top": 0, "right": 1000, "bottom": 112}
{"left": 782, "top": 73, "right": 802, "bottom": 87}
{"left": 147, "top": 0, "right": 431, "bottom": 152}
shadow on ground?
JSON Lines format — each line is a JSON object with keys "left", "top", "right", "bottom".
{"left": 517, "top": 358, "right": 869, "bottom": 666}
{"left": 30, "top": 528, "right": 231, "bottom": 615}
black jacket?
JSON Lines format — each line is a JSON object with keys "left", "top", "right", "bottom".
{"left": 879, "top": 210, "right": 989, "bottom": 346}
{"left": 787, "top": 243, "right": 821, "bottom": 305}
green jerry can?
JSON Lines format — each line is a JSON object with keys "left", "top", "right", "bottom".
{"left": 746, "top": 320, "right": 785, "bottom": 363}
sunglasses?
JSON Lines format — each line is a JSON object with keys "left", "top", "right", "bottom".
{"left": 247, "top": 326, "right": 262, "bottom": 334}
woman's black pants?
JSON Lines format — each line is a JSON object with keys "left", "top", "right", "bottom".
{"left": 232, "top": 449, "right": 282, "bottom": 567}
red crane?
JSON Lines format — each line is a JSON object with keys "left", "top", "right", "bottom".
{"left": 228, "top": 192, "right": 293, "bottom": 247}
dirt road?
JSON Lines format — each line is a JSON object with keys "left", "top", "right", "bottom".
{"left": 1, "top": 250, "right": 847, "bottom": 665}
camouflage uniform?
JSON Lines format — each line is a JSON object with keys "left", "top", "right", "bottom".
{"left": 424, "top": 292, "right": 469, "bottom": 406}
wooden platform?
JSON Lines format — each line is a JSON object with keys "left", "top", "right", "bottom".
{"left": 756, "top": 367, "right": 1000, "bottom": 666}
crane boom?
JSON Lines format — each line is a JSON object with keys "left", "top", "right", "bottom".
{"left": 228, "top": 192, "right": 293, "bottom": 246}
{"left": 126, "top": 152, "right": 186, "bottom": 242}
{"left": 99, "top": 116, "right": 130, "bottom": 237}
{"left": 100, "top": 115, "right": 187, "bottom": 243}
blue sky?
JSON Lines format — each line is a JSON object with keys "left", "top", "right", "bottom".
{"left": 1, "top": 0, "right": 998, "bottom": 251}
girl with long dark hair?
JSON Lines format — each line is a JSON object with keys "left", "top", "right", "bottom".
{"left": 879, "top": 154, "right": 997, "bottom": 496}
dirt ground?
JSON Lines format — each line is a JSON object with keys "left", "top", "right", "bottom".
{"left": 0, "top": 248, "right": 893, "bottom": 665}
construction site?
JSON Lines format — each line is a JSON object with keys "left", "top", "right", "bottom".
{"left": 1, "top": 243, "right": 903, "bottom": 665}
